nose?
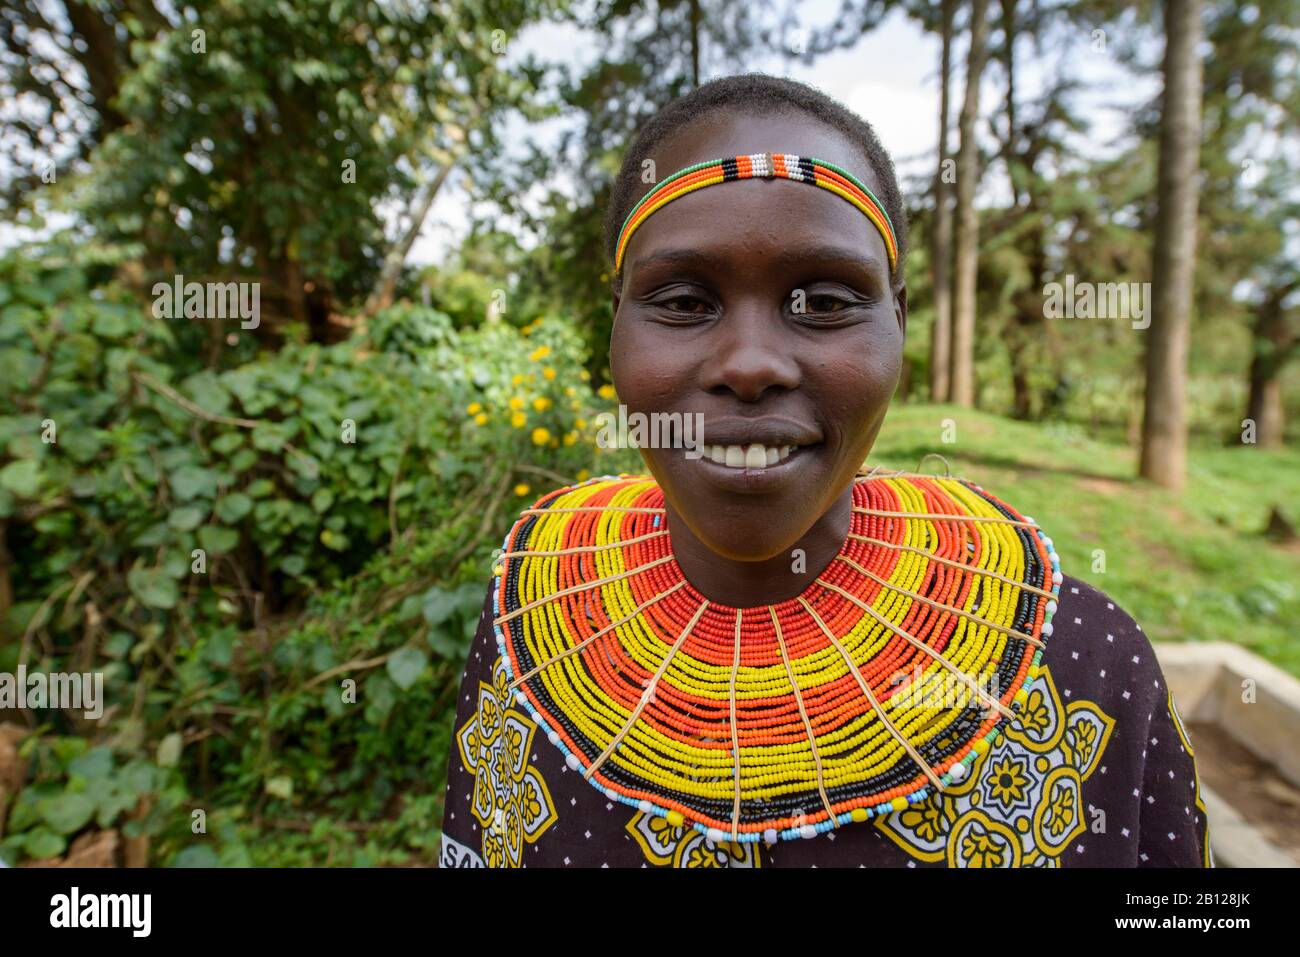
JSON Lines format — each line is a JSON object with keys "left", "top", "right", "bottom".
{"left": 698, "top": 298, "right": 801, "bottom": 403}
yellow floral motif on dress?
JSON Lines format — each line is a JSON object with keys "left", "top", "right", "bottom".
{"left": 627, "top": 811, "right": 762, "bottom": 868}
{"left": 876, "top": 664, "right": 1114, "bottom": 867}
{"left": 456, "top": 654, "right": 557, "bottom": 867}
{"left": 1166, "top": 689, "right": 1213, "bottom": 867}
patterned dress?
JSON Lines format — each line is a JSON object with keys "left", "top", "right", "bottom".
{"left": 438, "top": 476, "right": 1210, "bottom": 869}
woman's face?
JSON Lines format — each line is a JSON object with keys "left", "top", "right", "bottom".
{"left": 610, "top": 109, "right": 907, "bottom": 563}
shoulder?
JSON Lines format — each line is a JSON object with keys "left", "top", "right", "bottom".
{"left": 1042, "top": 574, "right": 1169, "bottom": 721}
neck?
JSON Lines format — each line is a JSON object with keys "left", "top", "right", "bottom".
{"left": 664, "top": 484, "right": 854, "bottom": 608}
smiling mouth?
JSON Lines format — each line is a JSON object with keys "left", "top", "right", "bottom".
{"left": 690, "top": 442, "right": 817, "bottom": 471}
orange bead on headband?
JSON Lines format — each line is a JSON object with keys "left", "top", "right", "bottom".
{"left": 614, "top": 152, "right": 899, "bottom": 274}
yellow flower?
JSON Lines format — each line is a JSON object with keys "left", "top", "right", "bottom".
{"left": 532, "top": 397, "right": 552, "bottom": 412}
{"left": 597, "top": 384, "right": 615, "bottom": 400}
{"left": 575, "top": 418, "right": 587, "bottom": 430}
{"left": 564, "top": 387, "right": 576, "bottom": 397}
{"left": 576, "top": 469, "right": 589, "bottom": 481}
{"left": 542, "top": 367, "right": 555, "bottom": 380}
{"left": 514, "top": 483, "right": 530, "bottom": 497}
{"left": 465, "top": 401, "right": 482, "bottom": 415}
{"left": 473, "top": 412, "right": 488, "bottom": 426}
{"left": 512, "top": 374, "right": 524, "bottom": 386}
{"left": 532, "top": 427, "right": 551, "bottom": 446}
{"left": 563, "top": 431, "right": 577, "bottom": 446}
{"left": 580, "top": 370, "right": 591, "bottom": 381}
{"left": 508, "top": 396, "right": 525, "bottom": 411}
{"left": 511, "top": 411, "right": 527, "bottom": 428}
{"left": 529, "top": 345, "right": 551, "bottom": 362}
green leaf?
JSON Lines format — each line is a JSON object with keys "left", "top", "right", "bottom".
{"left": 265, "top": 776, "right": 293, "bottom": 800}
{"left": 197, "top": 525, "right": 240, "bottom": 554}
{"left": 210, "top": 431, "right": 244, "bottom": 455}
{"left": 127, "top": 566, "right": 179, "bottom": 609}
{"left": 168, "top": 505, "right": 205, "bottom": 530}
{"left": 156, "top": 732, "right": 182, "bottom": 768}
{"left": 39, "top": 792, "right": 97, "bottom": 835}
{"left": 91, "top": 309, "right": 129, "bottom": 338}
{"left": 215, "top": 493, "right": 252, "bottom": 523}
{"left": 386, "top": 646, "right": 428, "bottom": 690}
{"left": 67, "top": 747, "right": 115, "bottom": 781}
{"left": 427, "top": 626, "right": 462, "bottom": 659}
{"left": 23, "top": 828, "right": 66, "bottom": 860}
{"left": 171, "top": 845, "right": 220, "bottom": 868}
{"left": 421, "top": 587, "right": 458, "bottom": 626}
{"left": 0, "top": 459, "right": 42, "bottom": 498}
{"left": 170, "top": 465, "right": 219, "bottom": 500}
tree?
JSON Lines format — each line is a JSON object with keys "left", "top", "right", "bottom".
{"left": 6, "top": 1, "right": 549, "bottom": 346}
{"left": 1244, "top": 272, "right": 1299, "bottom": 448}
{"left": 949, "top": 0, "right": 991, "bottom": 407}
{"left": 929, "top": 0, "right": 956, "bottom": 402}
{"left": 1139, "top": 0, "right": 1204, "bottom": 490}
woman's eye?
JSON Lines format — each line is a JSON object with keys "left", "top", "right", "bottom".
{"left": 657, "top": 295, "right": 713, "bottom": 315}
{"left": 806, "top": 295, "right": 852, "bottom": 313}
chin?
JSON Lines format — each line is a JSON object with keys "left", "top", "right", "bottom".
{"left": 642, "top": 448, "right": 840, "bottom": 559}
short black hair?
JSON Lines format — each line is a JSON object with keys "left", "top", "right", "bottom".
{"left": 603, "top": 73, "right": 909, "bottom": 286}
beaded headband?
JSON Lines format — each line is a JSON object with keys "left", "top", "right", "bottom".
{"left": 614, "top": 152, "right": 900, "bottom": 274}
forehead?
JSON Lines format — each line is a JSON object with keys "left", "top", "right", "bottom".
{"left": 622, "top": 109, "right": 889, "bottom": 274}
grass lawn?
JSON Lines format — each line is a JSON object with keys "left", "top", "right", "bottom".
{"left": 868, "top": 403, "right": 1300, "bottom": 676}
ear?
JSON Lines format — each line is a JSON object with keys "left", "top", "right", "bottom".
{"left": 893, "top": 281, "right": 908, "bottom": 337}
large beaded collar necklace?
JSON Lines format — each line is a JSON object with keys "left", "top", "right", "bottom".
{"left": 490, "top": 470, "right": 1061, "bottom": 846}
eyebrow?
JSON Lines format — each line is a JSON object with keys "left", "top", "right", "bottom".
{"left": 630, "top": 243, "right": 884, "bottom": 275}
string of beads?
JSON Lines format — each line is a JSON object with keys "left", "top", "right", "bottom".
{"left": 614, "top": 153, "right": 899, "bottom": 273}
{"left": 491, "top": 472, "right": 1060, "bottom": 845}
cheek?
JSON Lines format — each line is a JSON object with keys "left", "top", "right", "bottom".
{"left": 610, "top": 320, "right": 686, "bottom": 409}
{"left": 819, "top": 329, "right": 902, "bottom": 442}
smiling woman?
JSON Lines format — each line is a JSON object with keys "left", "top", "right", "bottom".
{"left": 437, "top": 74, "right": 1210, "bottom": 869}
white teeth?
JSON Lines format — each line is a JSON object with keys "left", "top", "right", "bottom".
{"left": 696, "top": 443, "right": 800, "bottom": 470}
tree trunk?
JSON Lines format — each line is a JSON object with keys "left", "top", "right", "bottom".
{"left": 949, "top": 0, "right": 991, "bottom": 408}
{"left": 0, "top": 520, "right": 11, "bottom": 643}
{"left": 1244, "top": 278, "right": 1298, "bottom": 448}
{"left": 1140, "top": 0, "right": 1204, "bottom": 491}
{"left": 365, "top": 161, "right": 456, "bottom": 318}
{"left": 1000, "top": 0, "right": 1042, "bottom": 420}
{"left": 689, "top": 0, "right": 702, "bottom": 87}
{"left": 929, "top": 0, "right": 956, "bottom": 403}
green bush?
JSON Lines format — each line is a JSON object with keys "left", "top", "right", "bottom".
{"left": 0, "top": 252, "right": 626, "bottom": 865}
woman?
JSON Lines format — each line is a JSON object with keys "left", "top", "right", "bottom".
{"left": 438, "top": 74, "right": 1210, "bottom": 868}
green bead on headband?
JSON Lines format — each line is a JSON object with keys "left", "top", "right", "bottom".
{"left": 615, "top": 152, "right": 899, "bottom": 273}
